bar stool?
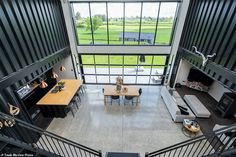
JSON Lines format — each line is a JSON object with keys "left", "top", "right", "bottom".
{"left": 65, "top": 97, "right": 78, "bottom": 117}
{"left": 76, "top": 91, "right": 82, "bottom": 102}
{"left": 78, "top": 86, "right": 84, "bottom": 96}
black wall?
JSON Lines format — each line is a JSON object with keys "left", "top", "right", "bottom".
{"left": 172, "top": 0, "right": 236, "bottom": 92}
{"left": 0, "top": 0, "right": 70, "bottom": 122}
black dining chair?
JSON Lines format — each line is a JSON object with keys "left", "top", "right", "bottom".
{"left": 138, "top": 88, "right": 142, "bottom": 103}
{"left": 139, "top": 88, "right": 142, "bottom": 95}
{"left": 124, "top": 96, "right": 134, "bottom": 105}
{"left": 111, "top": 95, "right": 120, "bottom": 105}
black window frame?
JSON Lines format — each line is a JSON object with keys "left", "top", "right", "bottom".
{"left": 70, "top": 1, "right": 180, "bottom": 46}
{"left": 78, "top": 54, "right": 170, "bottom": 85}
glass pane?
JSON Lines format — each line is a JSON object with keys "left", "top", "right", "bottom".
{"left": 97, "top": 76, "right": 109, "bottom": 83}
{"left": 84, "top": 75, "right": 96, "bottom": 83}
{"left": 137, "top": 76, "right": 150, "bottom": 84}
{"left": 123, "top": 76, "right": 136, "bottom": 84}
{"left": 137, "top": 55, "right": 153, "bottom": 65}
{"left": 108, "top": 3, "right": 123, "bottom": 44}
{"left": 153, "top": 56, "right": 167, "bottom": 65}
{"left": 110, "top": 66, "right": 122, "bottom": 74}
{"left": 83, "top": 67, "right": 95, "bottom": 74}
{"left": 110, "top": 76, "right": 119, "bottom": 84}
{"left": 110, "top": 55, "right": 123, "bottom": 64}
{"left": 137, "top": 66, "right": 151, "bottom": 75}
{"left": 124, "top": 66, "right": 136, "bottom": 75}
{"left": 96, "top": 66, "right": 109, "bottom": 74}
{"left": 95, "top": 55, "right": 108, "bottom": 64}
{"left": 155, "top": 3, "right": 177, "bottom": 45}
{"left": 151, "top": 66, "right": 165, "bottom": 75}
{"left": 72, "top": 3, "right": 92, "bottom": 44}
{"left": 90, "top": 3, "right": 107, "bottom": 44}
{"left": 140, "top": 3, "right": 159, "bottom": 45}
{"left": 124, "top": 3, "right": 141, "bottom": 45}
{"left": 124, "top": 56, "right": 138, "bottom": 65}
{"left": 81, "top": 55, "right": 94, "bottom": 64}
{"left": 150, "top": 76, "right": 162, "bottom": 84}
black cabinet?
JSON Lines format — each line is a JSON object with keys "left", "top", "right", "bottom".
{"left": 18, "top": 78, "right": 57, "bottom": 129}
{"left": 216, "top": 93, "right": 236, "bottom": 118}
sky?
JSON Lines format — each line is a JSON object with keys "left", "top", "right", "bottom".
{"left": 72, "top": 2, "right": 177, "bottom": 18}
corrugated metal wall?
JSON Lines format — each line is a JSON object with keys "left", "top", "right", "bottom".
{"left": 175, "top": 0, "right": 236, "bottom": 91}
{"left": 0, "top": 0, "right": 70, "bottom": 122}
{"left": 0, "top": 0, "right": 69, "bottom": 78}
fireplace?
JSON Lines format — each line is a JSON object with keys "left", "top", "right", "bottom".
{"left": 216, "top": 93, "right": 236, "bottom": 118}
{"left": 186, "top": 68, "right": 214, "bottom": 92}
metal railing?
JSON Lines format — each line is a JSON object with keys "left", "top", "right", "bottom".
{"left": 0, "top": 112, "right": 102, "bottom": 157}
{"left": 145, "top": 124, "right": 236, "bottom": 157}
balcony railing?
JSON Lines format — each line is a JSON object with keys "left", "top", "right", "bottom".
{"left": 145, "top": 124, "right": 236, "bottom": 157}
{"left": 0, "top": 112, "right": 102, "bottom": 157}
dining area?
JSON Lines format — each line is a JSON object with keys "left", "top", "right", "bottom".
{"left": 103, "top": 77, "right": 142, "bottom": 106}
{"left": 36, "top": 76, "right": 141, "bottom": 119}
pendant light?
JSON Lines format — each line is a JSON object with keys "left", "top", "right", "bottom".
{"left": 51, "top": 72, "right": 58, "bottom": 79}
{"left": 40, "top": 80, "right": 48, "bottom": 88}
{"left": 60, "top": 66, "right": 66, "bottom": 71}
{"left": 8, "top": 103, "right": 20, "bottom": 116}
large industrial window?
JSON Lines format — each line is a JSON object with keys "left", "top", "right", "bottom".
{"left": 78, "top": 54, "right": 170, "bottom": 85}
{"left": 71, "top": 2, "right": 179, "bottom": 45}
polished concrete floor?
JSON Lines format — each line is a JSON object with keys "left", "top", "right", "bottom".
{"left": 47, "top": 85, "right": 191, "bottom": 156}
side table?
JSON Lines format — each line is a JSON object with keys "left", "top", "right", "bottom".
{"left": 182, "top": 119, "right": 200, "bottom": 138}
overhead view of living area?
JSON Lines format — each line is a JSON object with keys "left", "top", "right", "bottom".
{"left": 0, "top": 0, "right": 236, "bottom": 156}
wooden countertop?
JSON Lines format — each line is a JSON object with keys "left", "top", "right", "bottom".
{"left": 36, "top": 79, "right": 83, "bottom": 106}
{"left": 103, "top": 85, "right": 139, "bottom": 96}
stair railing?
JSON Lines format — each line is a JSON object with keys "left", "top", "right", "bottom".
{"left": 145, "top": 124, "right": 236, "bottom": 157}
{"left": 0, "top": 112, "right": 102, "bottom": 157}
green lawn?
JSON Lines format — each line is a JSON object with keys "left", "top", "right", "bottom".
{"left": 77, "top": 20, "right": 171, "bottom": 68}
{"left": 81, "top": 55, "right": 167, "bottom": 68}
{"left": 77, "top": 22, "right": 173, "bottom": 45}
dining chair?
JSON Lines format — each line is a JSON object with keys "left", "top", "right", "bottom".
{"left": 111, "top": 95, "right": 120, "bottom": 105}
{"left": 124, "top": 96, "right": 134, "bottom": 105}
{"left": 138, "top": 88, "right": 142, "bottom": 103}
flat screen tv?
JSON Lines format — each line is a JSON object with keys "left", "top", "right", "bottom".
{"left": 187, "top": 68, "right": 214, "bottom": 86}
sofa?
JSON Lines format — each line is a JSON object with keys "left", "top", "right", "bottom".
{"left": 161, "top": 86, "right": 195, "bottom": 122}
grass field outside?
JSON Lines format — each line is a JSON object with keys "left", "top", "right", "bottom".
{"left": 76, "top": 21, "right": 173, "bottom": 45}
{"left": 80, "top": 55, "right": 167, "bottom": 69}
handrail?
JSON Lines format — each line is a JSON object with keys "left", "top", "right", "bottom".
{"left": 0, "top": 112, "right": 102, "bottom": 157}
{"left": 0, "top": 134, "right": 60, "bottom": 157}
{"left": 146, "top": 124, "right": 236, "bottom": 157}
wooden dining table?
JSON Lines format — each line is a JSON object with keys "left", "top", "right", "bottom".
{"left": 36, "top": 79, "right": 83, "bottom": 117}
{"left": 103, "top": 85, "right": 139, "bottom": 106}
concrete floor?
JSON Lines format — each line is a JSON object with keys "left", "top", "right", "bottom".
{"left": 47, "top": 85, "right": 190, "bottom": 156}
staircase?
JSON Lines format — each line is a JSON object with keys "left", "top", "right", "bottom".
{"left": 0, "top": 134, "right": 59, "bottom": 157}
{"left": 0, "top": 111, "right": 235, "bottom": 157}
{"left": 0, "top": 112, "right": 102, "bottom": 157}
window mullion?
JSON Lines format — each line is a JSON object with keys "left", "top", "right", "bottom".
{"left": 88, "top": 2, "right": 94, "bottom": 44}
{"left": 154, "top": 2, "right": 161, "bottom": 44}
{"left": 138, "top": 2, "right": 143, "bottom": 45}
{"left": 123, "top": 2, "right": 125, "bottom": 45}
{"left": 106, "top": 2, "right": 109, "bottom": 45}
